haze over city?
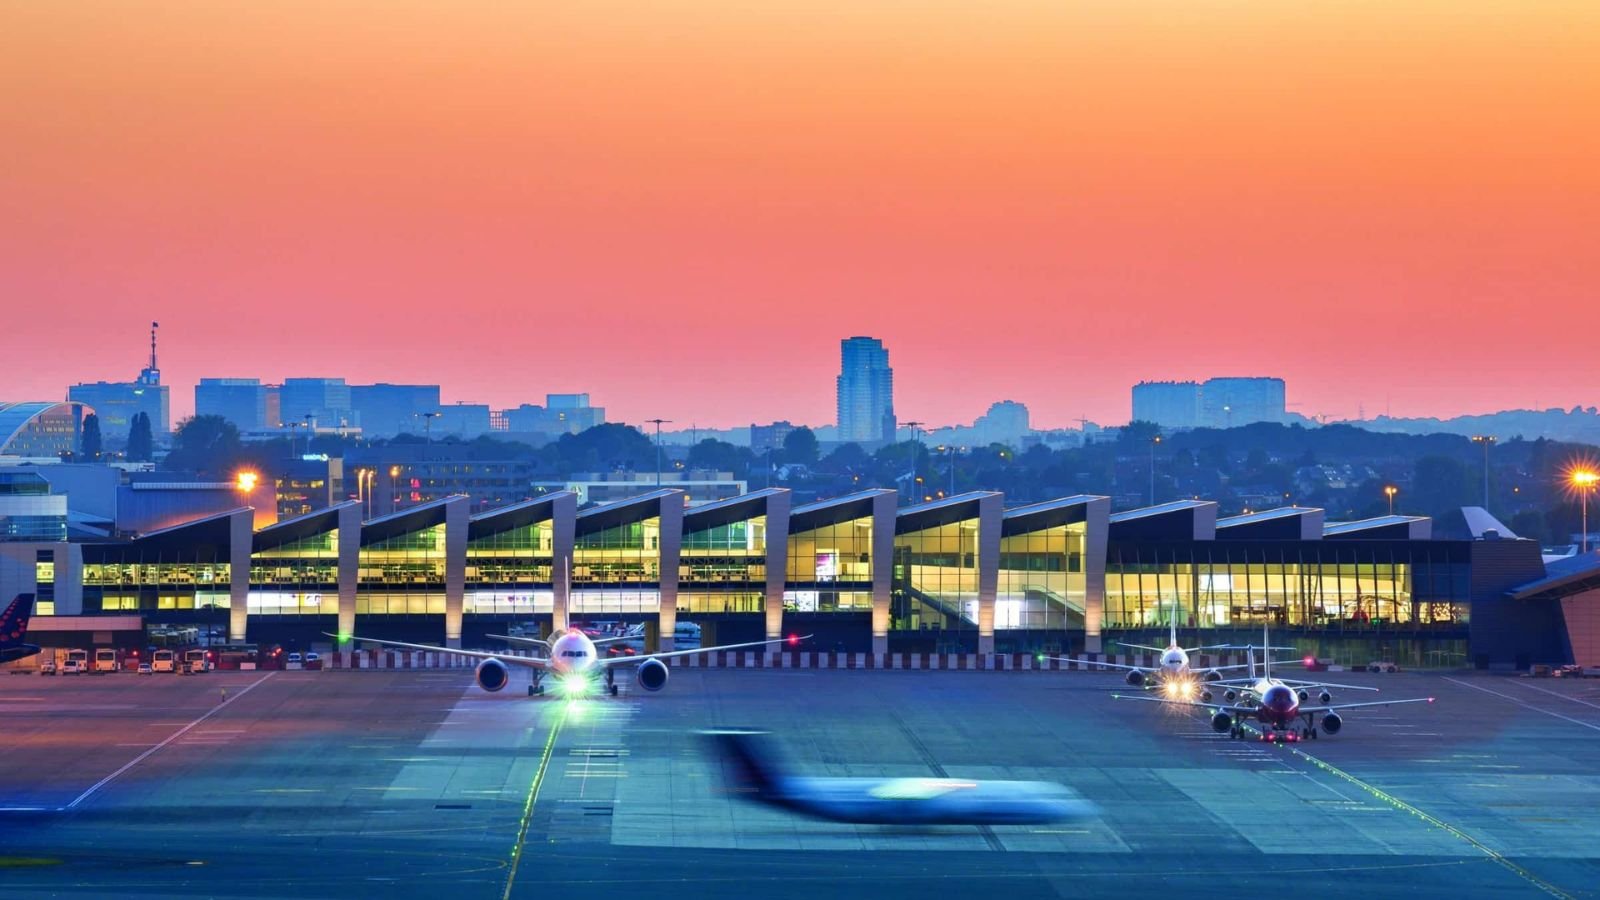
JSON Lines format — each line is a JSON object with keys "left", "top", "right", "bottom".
{"left": 5, "top": 2, "right": 1597, "bottom": 427}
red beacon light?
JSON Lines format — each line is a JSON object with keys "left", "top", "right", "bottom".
{"left": 786, "top": 634, "right": 801, "bottom": 647}
{"left": 1303, "top": 656, "right": 1315, "bottom": 667}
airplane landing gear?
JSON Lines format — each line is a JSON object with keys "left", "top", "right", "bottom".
{"left": 605, "top": 669, "right": 619, "bottom": 697}
{"left": 529, "top": 674, "right": 544, "bottom": 696}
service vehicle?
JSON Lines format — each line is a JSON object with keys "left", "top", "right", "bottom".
{"left": 137, "top": 662, "right": 153, "bottom": 675}
{"left": 62, "top": 659, "right": 85, "bottom": 675}
{"left": 38, "top": 658, "right": 56, "bottom": 675}
{"left": 93, "top": 648, "right": 120, "bottom": 673}
{"left": 151, "top": 649, "right": 178, "bottom": 673}
{"left": 184, "top": 649, "right": 212, "bottom": 672}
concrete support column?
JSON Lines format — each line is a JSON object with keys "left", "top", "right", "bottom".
{"left": 1083, "top": 497, "right": 1111, "bottom": 654}
{"left": 870, "top": 491, "right": 897, "bottom": 655}
{"left": 549, "top": 492, "right": 577, "bottom": 635}
{"left": 228, "top": 509, "right": 252, "bottom": 642}
{"left": 763, "top": 492, "right": 793, "bottom": 654}
{"left": 443, "top": 498, "right": 468, "bottom": 649}
{"left": 656, "top": 493, "right": 684, "bottom": 652}
{"left": 336, "top": 502, "right": 360, "bottom": 644}
{"left": 975, "top": 493, "right": 1003, "bottom": 655}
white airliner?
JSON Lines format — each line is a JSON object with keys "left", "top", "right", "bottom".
{"left": 334, "top": 627, "right": 806, "bottom": 697}
{"left": 1117, "top": 625, "right": 1434, "bottom": 741}
{"left": 1057, "top": 602, "right": 1298, "bottom": 690}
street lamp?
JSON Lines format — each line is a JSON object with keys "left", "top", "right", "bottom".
{"left": 1384, "top": 485, "right": 1398, "bottom": 516}
{"left": 1471, "top": 435, "right": 1496, "bottom": 510}
{"left": 1149, "top": 434, "right": 1162, "bottom": 506}
{"left": 235, "top": 471, "right": 259, "bottom": 494}
{"left": 645, "top": 419, "right": 672, "bottom": 486}
{"left": 902, "top": 421, "right": 926, "bottom": 505}
{"left": 1573, "top": 470, "right": 1599, "bottom": 553}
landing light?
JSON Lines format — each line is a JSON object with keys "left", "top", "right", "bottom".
{"left": 557, "top": 674, "right": 591, "bottom": 698}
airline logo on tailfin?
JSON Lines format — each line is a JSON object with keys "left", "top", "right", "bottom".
{"left": 0, "top": 594, "right": 34, "bottom": 645}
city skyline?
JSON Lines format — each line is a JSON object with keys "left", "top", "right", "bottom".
{"left": 5, "top": 4, "right": 1597, "bottom": 429}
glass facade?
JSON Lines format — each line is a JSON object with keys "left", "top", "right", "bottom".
{"left": 249, "top": 531, "right": 338, "bottom": 615}
{"left": 891, "top": 518, "right": 980, "bottom": 637}
{"left": 571, "top": 516, "right": 662, "bottom": 614}
{"left": 679, "top": 515, "right": 766, "bottom": 614}
{"left": 0, "top": 473, "right": 67, "bottom": 542}
{"left": 1104, "top": 542, "right": 1469, "bottom": 632}
{"left": 357, "top": 524, "right": 447, "bottom": 615}
{"left": 997, "top": 521, "right": 1087, "bottom": 630}
{"left": 465, "top": 518, "right": 555, "bottom": 615}
{"left": 82, "top": 555, "right": 230, "bottom": 613}
{"left": 35, "top": 550, "right": 55, "bottom": 616}
{"left": 784, "top": 515, "right": 874, "bottom": 613}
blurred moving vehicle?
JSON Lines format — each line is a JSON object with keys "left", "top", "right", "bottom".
{"left": 701, "top": 729, "right": 1097, "bottom": 825}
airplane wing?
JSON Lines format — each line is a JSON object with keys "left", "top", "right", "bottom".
{"left": 593, "top": 634, "right": 641, "bottom": 646}
{"left": 486, "top": 634, "right": 552, "bottom": 651}
{"left": 1299, "top": 697, "right": 1434, "bottom": 713}
{"left": 1111, "top": 693, "right": 1255, "bottom": 715}
{"left": 1191, "top": 658, "right": 1303, "bottom": 675}
{"left": 1045, "top": 657, "right": 1150, "bottom": 673}
{"left": 599, "top": 635, "right": 810, "bottom": 669}
{"left": 1116, "top": 643, "right": 1168, "bottom": 654}
{"left": 1269, "top": 678, "right": 1380, "bottom": 692}
{"left": 329, "top": 633, "right": 552, "bottom": 669}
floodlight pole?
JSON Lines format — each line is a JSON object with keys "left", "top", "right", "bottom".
{"left": 646, "top": 419, "right": 671, "bottom": 486}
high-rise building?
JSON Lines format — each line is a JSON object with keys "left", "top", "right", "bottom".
{"left": 350, "top": 383, "right": 441, "bottom": 437}
{"left": 279, "top": 378, "right": 355, "bottom": 431}
{"left": 68, "top": 322, "right": 171, "bottom": 448}
{"left": 971, "top": 401, "right": 1030, "bottom": 445}
{"left": 1198, "top": 377, "right": 1286, "bottom": 429}
{"left": 836, "top": 337, "right": 895, "bottom": 444}
{"left": 1132, "top": 381, "right": 1201, "bottom": 429}
{"left": 195, "top": 378, "right": 272, "bottom": 431}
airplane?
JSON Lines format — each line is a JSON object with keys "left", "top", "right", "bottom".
{"left": 1055, "top": 598, "right": 1299, "bottom": 690}
{"left": 1198, "top": 624, "right": 1380, "bottom": 707}
{"left": 331, "top": 626, "right": 809, "bottom": 698}
{"left": 702, "top": 729, "right": 1098, "bottom": 825}
{"left": 0, "top": 594, "right": 41, "bottom": 664}
{"left": 1114, "top": 625, "right": 1434, "bottom": 742}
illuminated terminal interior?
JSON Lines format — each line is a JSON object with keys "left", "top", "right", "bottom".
{"left": 0, "top": 487, "right": 1576, "bottom": 669}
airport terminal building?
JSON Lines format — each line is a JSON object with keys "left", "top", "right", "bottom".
{"left": 0, "top": 488, "right": 1581, "bottom": 669}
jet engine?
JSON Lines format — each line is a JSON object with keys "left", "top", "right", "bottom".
{"left": 1318, "top": 690, "right": 1332, "bottom": 704}
{"left": 475, "top": 658, "right": 510, "bottom": 692}
{"left": 1210, "top": 712, "right": 1234, "bottom": 733}
{"left": 1199, "top": 690, "right": 1213, "bottom": 703}
{"left": 636, "top": 658, "right": 669, "bottom": 692}
{"left": 1125, "top": 670, "right": 1146, "bottom": 687}
{"left": 1204, "top": 670, "right": 1223, "bottom": 683}
{"left": 1223, "top": 689, "right": 1238, "bottom": 702}
{"left": 1297, "top": 689, "right": 1310, "bottom": 703}
{"left": 1321, "top": 712, "right": 1342, "bottom": 735}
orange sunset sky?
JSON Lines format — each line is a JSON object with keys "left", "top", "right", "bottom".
{"left": 2, "top": 2, "right": 1597, "bottom": 430}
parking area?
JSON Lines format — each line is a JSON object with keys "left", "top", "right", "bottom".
{"left": 2, "top": 668, "right": 1600, "bottom": 898}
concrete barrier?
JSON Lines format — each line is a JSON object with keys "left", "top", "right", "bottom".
{"left": 321, "top": 650, "right": 1251, "bottom": 671}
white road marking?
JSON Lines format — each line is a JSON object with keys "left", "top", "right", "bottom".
{"left": 1443, "top": 677, "right": 1600, "bottom": 734}
{"left": 1512, "top": 680, "right": 1600, "bottom": 712}
{"left": 64, "top": 673, "right": 275, "bottom": 810}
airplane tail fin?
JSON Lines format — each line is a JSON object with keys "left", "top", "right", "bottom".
{"left": 700, "top": 730, "right": 784, "bottom": 800}
{"left": 0, "top": 594, "right": 34, "bottom": 645}
{"left": 1262, "top": 623, "right": 1271, "bottom": 680}
{"left": 1169, "top": 596, "right": 1178, "bottom": 649}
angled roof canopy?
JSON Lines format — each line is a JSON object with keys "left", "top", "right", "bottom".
{"left": 361, "top": 495, "right": 462, "bottom": 545}
{"left": 1323, "top": 515, "right": 1432, "bottom": 540}
{"left": 790, "top": 489, "right": 893, "bottom": 534}
{"left": 1508, "top": 552, "right": 1600, "bottom": 602}
{"left": 896, "top": 491, "right": 999, "bottom": 533}
{"left": 576, "top": 488, "right": 682, "bottom": 535}
{"left": 254, "top": 500, "right": 356, "bottom": 552}
{"left": 682, "top": 488, "right": 787, "bottom": 532}
{"left": 1109, "top": 499, "right": 1218, "bottom": 541}
{"left": 468, "top": 491, "right": 574, "bottom": 540}
{"left": 1215, "top": 506, "right": 1325, "bottom": 540}
{"left": 1003, "top": 495, "right": 1104, "bottom": 535}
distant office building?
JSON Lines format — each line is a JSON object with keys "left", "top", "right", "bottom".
{"left": 503, "top": 394, "right": 607, "bottom": 438}
{"left": 433, "top": 403, "right": 492, "bottom": 438}
{"left": 534, "top": 470, "right": 747, "bottom": 507}
{"left": 1131, "top": 378, "right": 1286, "bottom": 430}
{"left": 1132, "top": 381, "right": 1201, "bottom": 429}
{"left": 195, "top": 378, "right": 273, "bottom": 431}
{"left": 69, "top": 323, "right": 170, "bottom": 448}
{"left": 352, "top": 444, "right": 534, "bottom": 515}
{"left": 0, "top": 402, "right": 91, "bottom": 459}
{"left": 1199, "top": 377, "right": 1286, "bottom": 429}
{"left": 837, "top": 337, "right": 895, "bottom": 444}
{"left": 279, "top": 378, "right": 355, "bottom": 431}
{"left": 272, "top": 455, "right": 344, "bottom": 520}
{"left": 350, "top": 383, "right": 441, "bottom": 437}
{"left": 750, "top": 421, "right": 796, "bottom": 454}
{"left": 972, "top": 401, "right": 1030, "bottom": 445}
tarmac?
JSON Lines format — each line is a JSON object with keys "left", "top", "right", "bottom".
{"left": 2, "top": 664, "right": 1599, "bottom": 899}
